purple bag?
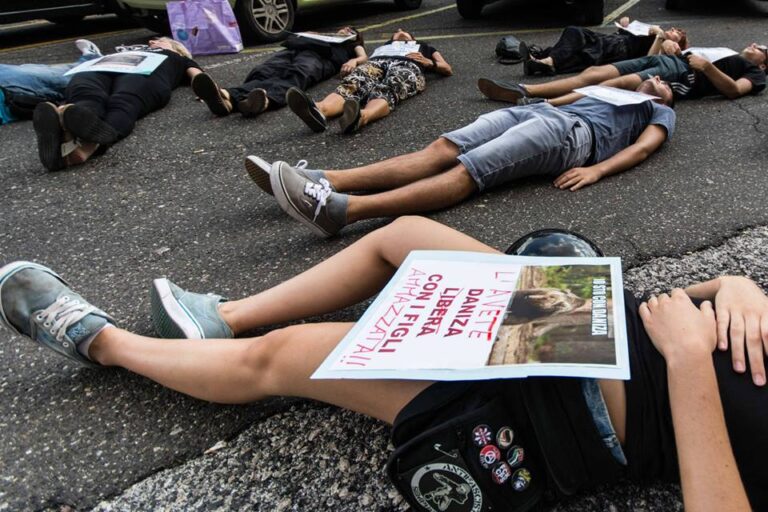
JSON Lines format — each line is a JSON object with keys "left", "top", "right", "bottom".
{"left": 167, "top": 0, "right": 243, "bottom": 56}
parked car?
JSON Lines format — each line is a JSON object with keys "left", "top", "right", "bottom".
{"left": 456, "top": 0, "right": 604, "bottom": 24}
{"left": 0, "top": 0, "right": 130, "bottom": 25}
{"left": 119, "top": 0, "right": 422, "bottom": 43}
{"left": 666, "top": 0, "right": 767, "bottom": 14}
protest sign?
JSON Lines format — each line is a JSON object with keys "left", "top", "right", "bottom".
{"left": 64, "top": 51, "right": 167, "bottom": 76}
{"left": 313, "top": 251, "right": 629, "bottom": 381}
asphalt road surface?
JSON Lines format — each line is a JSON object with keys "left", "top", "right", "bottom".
{"left": 0, "top": 0, "right": 766, "bottom": 510}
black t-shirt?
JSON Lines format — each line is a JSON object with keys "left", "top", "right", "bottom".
{"left": 619, "top": 31, "right": 656, "bottom": 58}
{"left": 281, "top": 35, "right": 362, "bottom": 71}
{"left": 370, "top": 40, "right": 438, "bottom": 67}
{"left": 138, "top": 48, "right": 200, "bottom": 88}
{"left": 622, "top": 292, "right": 768, "bottom": 510}
{"left": 687, "top": 54, "right": 767, "bottom": 98}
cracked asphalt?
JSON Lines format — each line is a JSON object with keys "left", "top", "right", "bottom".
{"left": 0, "top": 0, "right": 766, "bottom": 509}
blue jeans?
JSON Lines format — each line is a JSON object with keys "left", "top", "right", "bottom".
{"left": 0, "top": 54, "right": 98, "bottom": 125}
{"left": 582, "top": 378, "right": 627, "bottom": 465}
{"left": 442, "top": 103, "right": 594, "bottom": 192}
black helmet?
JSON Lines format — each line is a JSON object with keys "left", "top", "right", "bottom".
{"left": 505, "top": 229, "right": 604, "bottom": 257}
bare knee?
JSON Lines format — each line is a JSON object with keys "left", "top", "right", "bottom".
{"left": 375, "top": 216, "right": 445, "bottom": 262}
{"left": 424, "top": 137, "right": 460, "bottom": 163}
{"left": 237, "top": 333, "right": 283, "bottom": 395}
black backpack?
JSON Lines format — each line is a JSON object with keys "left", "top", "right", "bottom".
{"left": 495, "top": 35, "right": 524, "bottom": 65}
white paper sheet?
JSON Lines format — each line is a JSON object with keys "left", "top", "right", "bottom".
{"left": 684, "top": 47, "right": 738, "bottom": 63}
{"left": 293, "top": 32, "right": 356, "bottom": 44}
{"left": 574, "top": 85, "right": 659, "bottom": 106}
{"left": 64, "top": 51, "right": 168, "bottom": 76}
{"left": 614, "top": 20, "right": 653, "bottom": 36}
{"left": 371, "top": 41, "right": 421, "bottom": 58}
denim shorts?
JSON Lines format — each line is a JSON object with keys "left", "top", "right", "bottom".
{"left": 612, "top": 54, "right": 691, "bottom": 84}
{"left": 442, "top": 104, "right": 594, "bottom": 192}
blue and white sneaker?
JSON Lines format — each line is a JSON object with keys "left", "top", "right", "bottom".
{"left": 150, "top": 278, "right": 233, "bottom": 339}
{"left": 0, "top": 261, "right": 114, "bottom": 367}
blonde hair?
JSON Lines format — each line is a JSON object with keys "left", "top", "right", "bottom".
{"left": 157, "top": 37, "right": 192, "bottom": 59}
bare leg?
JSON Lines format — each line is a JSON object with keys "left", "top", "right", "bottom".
{"left": 324, "top": 138, "right": 460, "bottom": 193}
{"left": 346, "top": 165, "right": 478, "bottom": 222}
{"left": 316, "top": 92, "right": 345, "bottom": 119}
{"left": 524, "top": 64, "right": 620, "bottom": 98}
{"left": 220, "top": 216, "right": 497, "bottom": 334}
{"left": 358, "top": 98, "right": 390, "bottom": 128}
{"left": 89, "top": 322, "right": 431, "bottom": 424}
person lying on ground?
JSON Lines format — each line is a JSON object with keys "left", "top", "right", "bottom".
{"left": 192, "top": 27, "right": 366, "bottom": 118}
{"left": 0, "top": 216, "right": 765, "bottom": 511}
{"left": 31, "top": 37, "right": 202, "bottom": 172}
{"left": 479, "top": 42, "right": 766, "bottom": 104}
{"left": 519, "top": 17, "right": 688, "bottom": 76}
{"left": 0, "top": 40, "right": 101, "bottom": 125}
{"left": 286, "top": 28, "right": 452, "bottom": 134}
{"left": 246, "top": 79, "right": 673, "bottom": 238}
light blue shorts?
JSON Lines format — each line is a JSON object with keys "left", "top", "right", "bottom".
{"left": 442, "top": 103, "right": 594, "bottom": 192}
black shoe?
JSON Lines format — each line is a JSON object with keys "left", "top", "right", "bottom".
{"left": 527, "top": 44, "right": 545, "bottom": 59}
{"left": 238, "top": 88, "right": 268, "bottom": 118}
{"left": 524, "top": 59, "right": 555, "bottom": 76}
{"left": 477, "top": 78, "right": 529, "bottom": 103}
{"left": 338, "top": 98, "right": 361, "bottom": 134}
{"left": 286, "top": 87, "right": 327, "bottom": 133}
{"left": 192, "top": 72, "right": 231, "bottom": 117}
{"left": 62, "top": 104, "right": 119, "bottom": 145}
{"left": 519, "top": 41, "right": 530, "bottom": 62}
{"left": 32, "top": 102, "right": 65, "bottom": 172}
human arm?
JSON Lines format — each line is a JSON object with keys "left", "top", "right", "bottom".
{"left": 186, "top": 66, "right": 204, "bottom": 81}
{"left": 646, "top": 27, "right": 669, "bottom": 56}
{"left": 547, "top": 74, "right": 644, "bottom": 107}
{"left": 406, "top": 51, "right": 453, "bottom": 76}
{"left": 340, "top": 45, "right": 367, "bottom": 76}
{"left": 554, "top": 123, "right": 667, "bottom": 191}
{"left": 686, "top": 55, "right": 754, "bottom": 98}
{"left": 638, "top": 290, "right": 751, "bottom": 512}
{"left": 685, "top": 276, "right": 768, "bottom": 385}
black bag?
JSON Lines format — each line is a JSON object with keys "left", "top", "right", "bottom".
{"left": 387, "top": 383, "right": 546, "bottom": 512}
{"left": 495, "top": 35, "right": 524, "bottom": 65}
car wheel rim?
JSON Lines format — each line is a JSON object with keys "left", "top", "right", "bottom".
{"left": 251, "top": 0, "right": 291, "bottom": 34}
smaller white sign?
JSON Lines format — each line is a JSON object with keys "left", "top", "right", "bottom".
{"left": 574, "top": 85, "right": 659, "bottom": 106}
{"left": 371, "top": 41, "right": 421, "bottom": 58}
{"left": 64, "top": 51, "right": 167, "bottom": 76}
{"left": 293, "top": 32, "right": 356, "bottom": 44}
{"left": 684, "top": 47, "right": 738, "bottom": 63}
{"left": 615, "top": 20, "right": 653, "bottom": 36}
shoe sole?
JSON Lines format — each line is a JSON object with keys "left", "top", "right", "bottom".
{"left": 0, "top": 261, "right": 62, "bottom": 336}
{"left": 286, "top": 88, "right": 326, "bottom": 133}
{"left": 150, "top": 278, "right": 204, "bottom": 339}
{"left": 239, "top": 89, "right": 267, "bottom": 118}
{"left": 192, "top": 74, "right": 230, "bottom": 117}
{"left": 339, "top": 99, "right": 361, "bottom": 134}
{"left": 477, "top": 78, "right": 525, "bottom": 103}
{"left": 33, "top": 103, "right": 65, "bottom": 172}
{"left": 270, "top": 163, "right": 333, "bottom": 238}
{"left": 62, "top": 105, "right": 118, "bottom": 145}
{"left": 245, "top": 156, "right": 273, "bottom": 196}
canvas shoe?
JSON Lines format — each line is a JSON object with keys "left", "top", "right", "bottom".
{"left": 0, "top": 261, "right": 114, "bottom": 367}
{"left": 338, "top": 98, "right": 362, "bottom": 134}
{"left": 286, "top": 87, "right": 327, "bottom": 132}
{"left": 32, "top": 102, "right": 65, "bottom": 172}
{"left": 150, "top": 278, "right": 233, "bottom": 339}
{"left": 477, "top": 79, "right": 529, "bottom": 103}
{"left": 245, "top": 156, "right": 326, "bottom": 196}
{"left": 75, "top": 39, "right": 102, "bottom": 57}
{"left": 238, "top": 88, "right": 269, "bottom": 117}
{"left": 270, "top": 161, "right": 347, "bottom": 237}
{"left": 192, "top": 73, "right": 232, "bottom": 117}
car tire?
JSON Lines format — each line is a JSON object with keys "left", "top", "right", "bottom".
{"left": 742, "top": 0, "right": 768, "bottom": 14}
{"left": 45, "top": 15, "right": 85, "bottom": 25}
{"left": 456, "top": 0, "right": 484, "bottom": 19}
{"left": 235, "top": 0, "right": 295, "bottom": 43}
{"left": 393, "top": 0, "right": 422, "bottom": 10}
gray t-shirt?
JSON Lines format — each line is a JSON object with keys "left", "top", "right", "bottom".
{"left": 560, "top": 97, "right": 676, "bottom": 164}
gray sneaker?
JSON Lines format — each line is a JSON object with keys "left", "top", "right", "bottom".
{"left": 477, "top": 78, "right": 529, "bottom": 103}
{"left": 245, "top": 156, "right": 326, "bottom": 197}
{"left": 150, "top": 278, "right": 233, "bottom": 339}
{"left": 270, "top": 161, "right": 348, "bottom": 237}
{"left": 0, "top": 261, "right": 114, "bottom": 367}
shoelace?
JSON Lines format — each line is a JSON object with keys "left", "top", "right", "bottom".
{"left": 303, "top": 178, "right": 334, "bottom": 221}
{"left": 35, "top": 296, "right": 97, "bottom": 342}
